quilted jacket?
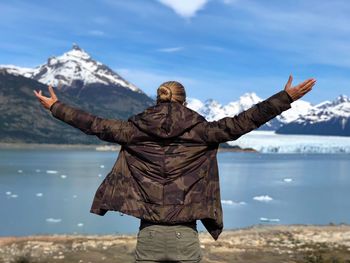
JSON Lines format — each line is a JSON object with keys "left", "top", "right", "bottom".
{"left": 50, "top": 89, "right": 293, "bottom": 240}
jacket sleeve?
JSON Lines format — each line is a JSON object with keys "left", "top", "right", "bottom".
{"left": 198, "top": 90, "right": 294, "bottom": 144}
{"left": 50, "top": 100, "right": 134, "bottom": 144}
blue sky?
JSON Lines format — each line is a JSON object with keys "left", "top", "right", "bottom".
{"left": 1, "top": 0, "right": 349, "bottom": 104}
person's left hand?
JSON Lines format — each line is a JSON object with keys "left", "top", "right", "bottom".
{"left": 33, "top": 85, "right": 58, "bottom": 110}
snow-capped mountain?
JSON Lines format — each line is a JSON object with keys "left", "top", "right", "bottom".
{"left": 187, "top": 92, "right": 349, "bottom": 136}
{"left": 1, "top": 44, "right": 154, "bottom": 118}
{"left": 187, "top": 92, "right": 261, "bottom": 121}
{"left": 187, "top": 92, "right": 314, "bottom": 130}
{"left": 276, "top": 95, "right": 350, "bottom": 136}
{"left": 1, "top": 44, "right": 143, "bottom": 94}
{"left": 294, "top": 95, "right": 350, "bottom": 124}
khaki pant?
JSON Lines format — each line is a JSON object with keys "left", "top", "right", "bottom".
{"left": 134, "top": 224, "right": 203, "bottom": 262}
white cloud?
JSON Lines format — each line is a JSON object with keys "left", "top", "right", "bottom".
{"left": 157, "top": 0, "right": 209, "bottom": 18}
{"left": 156, "top": 46, "right": 184, "bottom": 53}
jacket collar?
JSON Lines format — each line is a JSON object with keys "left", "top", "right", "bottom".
{"left": 128, "top": 101, "right": 205, "bottom": 139}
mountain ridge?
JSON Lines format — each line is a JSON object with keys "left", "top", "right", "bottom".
{"left": 187, "top": 92, "right": 350, "bottom": 136}
{"left": 1, "top": 44, "right": 349, "bottom": 138}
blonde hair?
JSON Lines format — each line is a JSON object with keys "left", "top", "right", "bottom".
{"left": 156, "top": 81, "right": 187, "bottom": 105}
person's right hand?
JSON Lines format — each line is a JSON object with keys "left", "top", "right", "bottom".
{"left": 33, "top": 85, "right": 58, "bottom": 110}
{"left": 284, "top": 75, "right": 316, "bottom": 102}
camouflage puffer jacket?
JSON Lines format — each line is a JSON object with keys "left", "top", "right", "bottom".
{"left": 50, "top": 89, "right": 293, "bottom": 240}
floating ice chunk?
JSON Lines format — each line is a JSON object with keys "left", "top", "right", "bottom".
{"left": 35, "top": 169, "right": 41, "bottom": 172}
{"left": 17, "top": 169, "right": 23, "bottom": 173}
{"left": 36, "top": 193, "right": 43, "bottom": 197}
{"left": 72, "top": 195, "right": 78, "bottom": 198}
{"left": 260, "top": 217, "right": 280, "bottom": 222}
{"left": 221, "top": 200, "right": 246, "bottom": 205}
{"left": 10, "top": 194, "right": 18, "bottom": 198}
{"left": 77, "top": 223, "right": 84, "bottom": 227}
{"left": 253, "top": 195, "right": 273, "bottom": 202}
{"left": 46, "top": 170, "right": 58, "bottom": 174}
{"left": 46, "top": 218, "right": 62, "bottom": 223}
{"left": 100, "top": 165, "right": 105, "bottom": 168}
{"left": 6, "top": 191, "right": 12, "bottom": 195}
{"left": 60, "top": 175, "right": 67, "bottom": 179}
{"left": 283, "top": 178, "right": 293, "bottom": 183}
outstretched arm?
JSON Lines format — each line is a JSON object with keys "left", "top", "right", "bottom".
{"left": 196, "top": 75, "right": 316, "bottom": 144}
{"left": 33, "top": 86, "right": 134, "bottom": 144}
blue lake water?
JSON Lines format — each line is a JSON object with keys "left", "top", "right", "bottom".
{"left": 1, "top": 148, "right": 349, "bottom": 236}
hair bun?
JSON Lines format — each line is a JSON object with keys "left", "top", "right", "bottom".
{"left": 157, "top": 85, "right": 172, "bottom": 102}
{"left": 156, "top": 81, "right": 186, "bottom": 104}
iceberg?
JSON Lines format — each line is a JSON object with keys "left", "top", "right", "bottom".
{"left": 46, "top": 170, "right": 58, "bottom": 174}
{"left": 260, "top": 217, "right": 280, "bottom": 222}
{"left": 283, "top": 178, "right": 293, "bottom": 183}
{"left": 46, "top": 218, "right": 62, "bottom": 223}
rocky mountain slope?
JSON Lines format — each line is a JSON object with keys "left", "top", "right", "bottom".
{"left": 0, "top": 71, "right": 151, "bottom": 144}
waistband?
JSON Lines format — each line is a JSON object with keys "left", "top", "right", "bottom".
{"left": 139, "top": 219, "right": 197, "bottom": 232}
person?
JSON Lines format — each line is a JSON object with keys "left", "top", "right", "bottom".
{"left": 34, "top": 76, "right": 316, "bottom": 262}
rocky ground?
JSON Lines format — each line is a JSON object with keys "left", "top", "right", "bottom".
{"left": 1, "top": 224, "right": 350, "bottom": 263}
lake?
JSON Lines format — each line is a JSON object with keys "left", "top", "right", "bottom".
{"left": 1, "top": 148, "right": 349, "bottom": 236}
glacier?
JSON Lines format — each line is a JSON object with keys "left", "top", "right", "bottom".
{"left": 228, "top": 130, "right": 350, "bottom": 153}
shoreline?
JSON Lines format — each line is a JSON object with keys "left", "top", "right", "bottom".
{"left": 1, "top": 224, "right": 350, "bottom": 262}
{"left": 0, "top": 142, "right": 257, "bottom": 152}
{"left": 0, "top": 142, "right": 114, "bottom": 150}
